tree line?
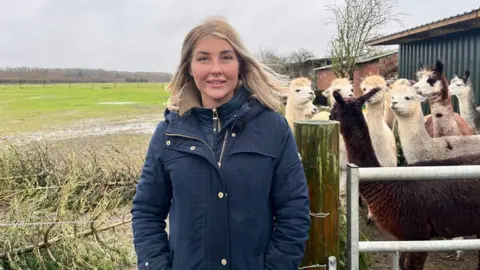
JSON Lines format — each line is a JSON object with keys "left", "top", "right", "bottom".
{"left": 0, "top": 67, "right": 172, "bottom": 84}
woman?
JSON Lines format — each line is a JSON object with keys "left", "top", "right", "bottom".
{"left": 131, "top": 17, "right": 311, "bottom": 270}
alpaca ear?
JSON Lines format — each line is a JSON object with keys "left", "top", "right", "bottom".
{"left": 332, "top": 90, "right": 345, "bottom": 105}
{"left": 409, "top": 80, "right": 417, "bottom": 86}
{"left": 464, "top": 70, "right": 470, "bottom": 83}
{"left": 435, "top": 59, "right": 444, "bottom": 73}
{"left": 416, "top": 94, "right": 427, "bottom": 103}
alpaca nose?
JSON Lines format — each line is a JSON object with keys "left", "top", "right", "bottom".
{"left": 391, "top": 101, "right": 398, "bottom": 105}
{"left": 349, "top": 93, "right": 354, "bottom": 97}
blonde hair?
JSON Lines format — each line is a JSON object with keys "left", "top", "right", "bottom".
{"left": 166, "top": 17, "right": 289, "bottom": 114}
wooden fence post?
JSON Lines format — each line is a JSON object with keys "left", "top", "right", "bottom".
{"left": 294, "top": 119, "right": 340, "bottom": 269}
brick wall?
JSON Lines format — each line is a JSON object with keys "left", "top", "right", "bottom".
{"left": 353, "top": 61, "right": 379, "bottom": 96}
{"left": 315, "top": 69, "right": 336, "bottom": 91}
{"left": 315, "top": 52, "right": 398, "bottom": 98}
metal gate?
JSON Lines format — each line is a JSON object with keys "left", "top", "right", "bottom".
{"left": 346, "top": 164, "right": 480, "bottom": 269}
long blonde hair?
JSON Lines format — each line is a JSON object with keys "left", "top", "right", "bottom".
{"left": 166, "top": 17, "right": 289, "bottom": 114}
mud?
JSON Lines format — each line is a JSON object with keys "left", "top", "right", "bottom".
{"left": 1, "top": 114, "right": 162, "bottom": 147}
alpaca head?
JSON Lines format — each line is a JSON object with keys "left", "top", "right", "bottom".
{"left": 412, "top": 60, "right": 448, "bottom": 100}
{"left": 288, "top": 77, "right": 315, "bottom": 106}
{"left": 360, "top": 75, "right": 388, "bottom": 104}
{"left": 389, "top": 84, "right": 427, "bottom": 118}
{"left": 449, "top": 70, "right": 471, "bottom": 98}
{"left": 329, "top": 87, "right": 382, "bottom": 128}
{"left": 322, "top": 78, "right": 354, "bottom": 106}
{"left": 389, "top": 78, "right": 414, "bottom": 89}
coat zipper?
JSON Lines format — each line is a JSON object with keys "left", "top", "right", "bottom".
{"left": 165, "top": 107, "right": 230, "bottom": 168}
{"left": 212, "top": 107, "right": 227, "bottom": 167}
{"left": 212, "top": 108, "right": 221, "bottom": 133}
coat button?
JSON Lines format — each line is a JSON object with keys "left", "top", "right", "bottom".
{"left": 190, "top": 146, "right": 195, "bottom": 150}
{"left": 218, "top": 192, "right": 224, "bottom": 198}
{"left": 221, "top": 259, "right": 227, "bottom": 265}
{"left": 166, "top": 140, "right": 171, "bottom": 145}
{"left": 231, "top": 133, "right": 236, "bottom": 137}
{"left": 145, "top": 262, "right": 149, "bottom": 266}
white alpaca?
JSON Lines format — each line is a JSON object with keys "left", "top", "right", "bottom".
{"left": 449, "top": 71, "right": 480, "bottom": 134}
{"left": 390, "top": 84, "right": 480, "bottom": 164}
{"left": 360, "top": 75, "right": 397, "bottom": 167}
{"left": 385, "top": 78, "right": 416, "bottom": 130}
{"left": 284, "top": 77, "right": 316, "bottom": 132}
{"left": 321, "top": 78, "right": 354, "bottom": 107}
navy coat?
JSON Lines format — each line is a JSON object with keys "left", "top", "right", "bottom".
{"left": 131, "top": 86, "right": 311, "bottom": 270}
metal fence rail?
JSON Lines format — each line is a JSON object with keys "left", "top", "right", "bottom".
{"left": 346, "top": 164, "right": 480, "bottom": 270}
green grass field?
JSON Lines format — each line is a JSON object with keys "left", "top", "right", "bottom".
{"left": 0, "top": 82, "right": 170, "bottom": 134}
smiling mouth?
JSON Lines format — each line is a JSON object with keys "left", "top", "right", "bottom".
{"left": 207, "top": 80, "right": 226, "bottom": 85}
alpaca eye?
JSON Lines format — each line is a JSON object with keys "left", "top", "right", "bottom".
{"left": 295, "top": 89, "right": 301, "bottom": 92}
{"left": 363, "top": 88, "right": 366, "bottom": 91}
{"left": 405, "top": 96, "right": 411, "bottom": 100}
{"left": 351, "top": 89, "right": 354, "bottom": 92}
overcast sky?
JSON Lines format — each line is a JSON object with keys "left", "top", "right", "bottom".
{"left": 0, "top": 0, "right": 478, "bottom": 73}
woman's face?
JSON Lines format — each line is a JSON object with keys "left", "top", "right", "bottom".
{"left": 190, "top": 35, "right": 240, "bottom": 108}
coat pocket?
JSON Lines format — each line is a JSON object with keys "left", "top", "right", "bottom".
{"left": 163, "top": 148, "right": 208, "bottom": 202}
{"left": 225, "top": 149, "right": 275, "bottom": 199}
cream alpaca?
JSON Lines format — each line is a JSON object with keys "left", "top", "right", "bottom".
{"left": 284, "top": 77, "right": 316, "bottom": 131}
{"left": 385, "top": 78, "right": 416, "bottom": 129}
{"left": 390, "top": 84, "right": 480, "bottom": 164}
{"left": 360, "top": 75, "right": 397, "bottom": 167}
{"left": 449, "top": 71, "right": 480, "bottom": 134}
{"left": 321, "top": 78, "right": 354, "bottom": 107}
{"left": 360, "top": 75, "right": 398, "bottom": 225}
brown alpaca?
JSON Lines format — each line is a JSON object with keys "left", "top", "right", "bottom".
{"left": 413, "top": 60, "right": 475, "bottom": 137}
{"left": 329, "top": 88, "right": 480, "bottom": 270}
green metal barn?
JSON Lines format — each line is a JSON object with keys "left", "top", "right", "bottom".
{"left": 366, "top": 8, "right": 480, "bottom": 114}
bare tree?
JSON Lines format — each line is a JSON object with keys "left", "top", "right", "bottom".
{"left": 283, "top": 48, "right": 316, "bottom": 78}
{"left": 326, "top": 0, "right": 404, "bottom": 79}
{"left": 256, "top": 46, "right": 288, "bottom": 75}
{"left": 256, "top": 47, "right": 316, "bottom": 79}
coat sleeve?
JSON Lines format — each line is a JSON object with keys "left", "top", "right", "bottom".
{"left": 264, "top": 118, "right": 311, "bottom": 270}
{"left": 131, "top": 122, "right": 173, "bottom": 270}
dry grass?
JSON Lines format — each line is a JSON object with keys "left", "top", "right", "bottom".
{"left": 0, "top": 141, "right": 142, "bottom": 270}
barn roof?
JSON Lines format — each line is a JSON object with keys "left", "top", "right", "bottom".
{"left": 366, "top": 7, "right": 480, "bottom": 46}
{"left": 313, "top": 50, "right": 397, "bottom": 71}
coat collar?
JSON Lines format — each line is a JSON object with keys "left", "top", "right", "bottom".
{"left": 164, "top": 85, "right": 268, "bottom": 137}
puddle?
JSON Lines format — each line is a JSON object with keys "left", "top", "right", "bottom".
{"left": 98, "top": 102, "right": 138, "bottom": 105}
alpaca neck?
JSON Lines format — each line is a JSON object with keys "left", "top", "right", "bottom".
{"left": 396, "top": 108, "right": 432, "bottom": 162}
{"left": 285, "top": 100, "right": 307, "bottom": 129}
{"left": 457, "top": 86, "right": 478, "bottom": 125}
{"left": 366, "top": 101, "right": 385, "bottom": 127}
{"left": 428, "top": 95, "right": 458, "bottom": 136}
